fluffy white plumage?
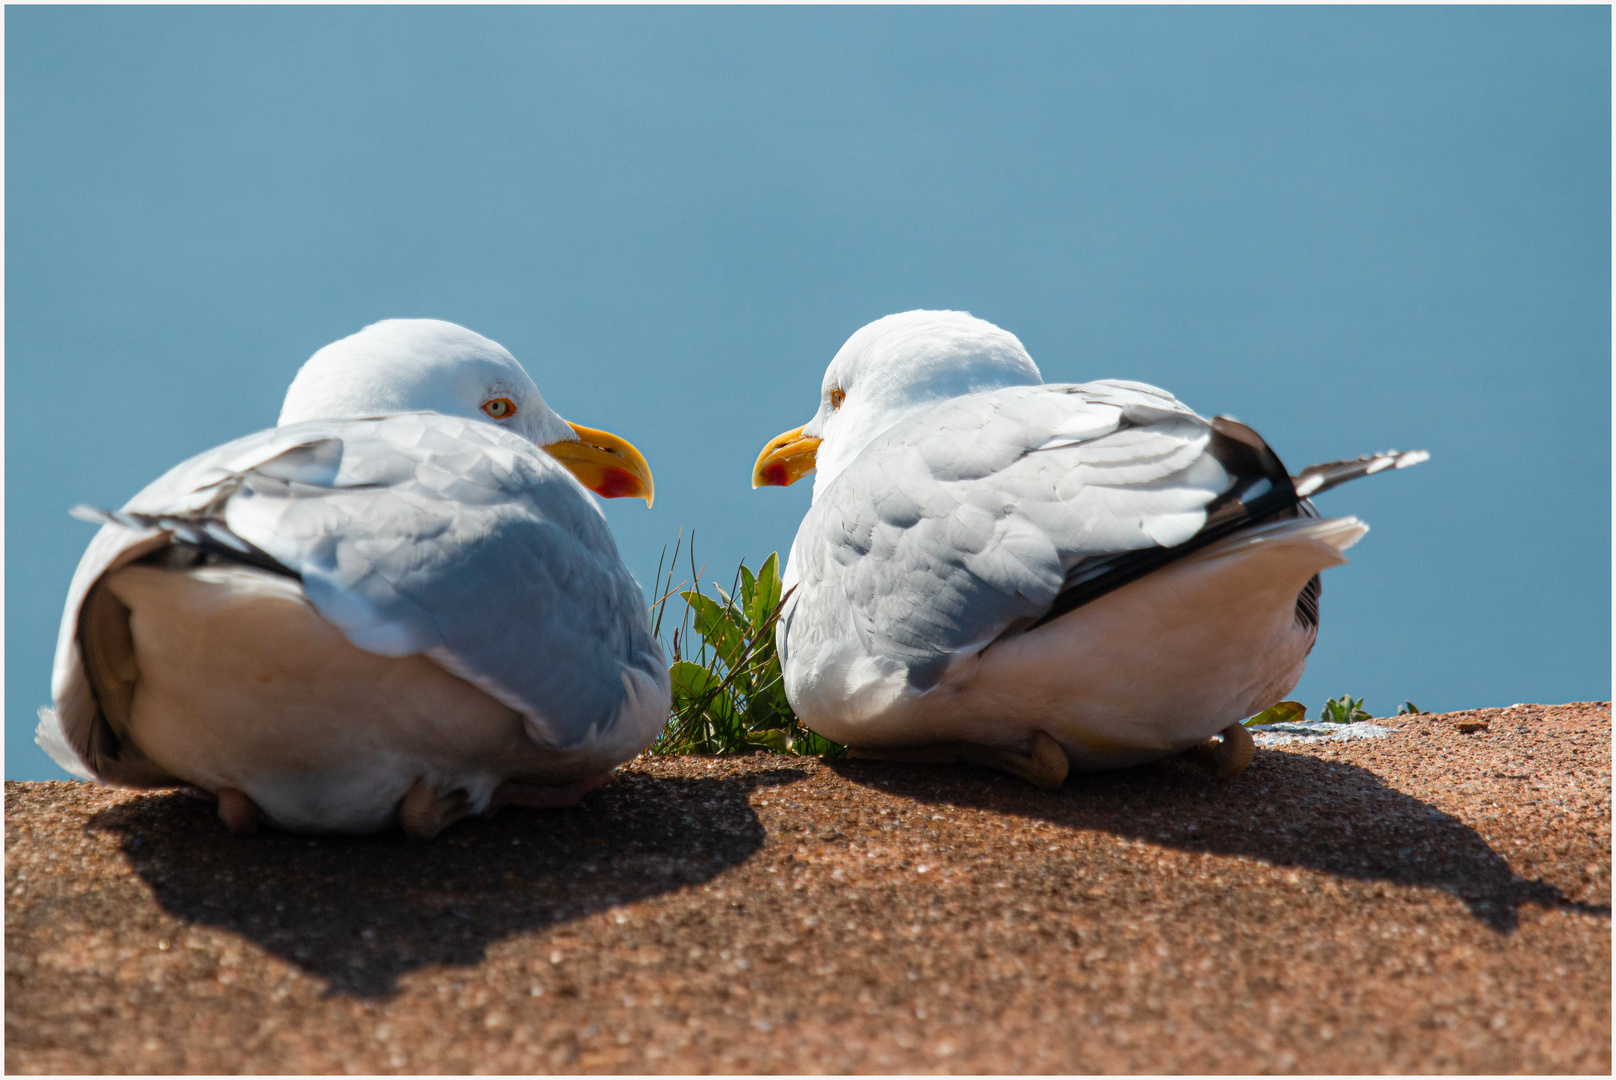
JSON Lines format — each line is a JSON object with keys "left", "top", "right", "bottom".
{"left": 756, "top": 310, "right": 1415, "bottom": 775}
{"left": 38, "top": 319, "right": 669, "bottom": 835}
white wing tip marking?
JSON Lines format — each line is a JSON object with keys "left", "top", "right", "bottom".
{"left": 1395, "top": 450, "right": 1430, "bottom": 469}
{"left": 1293, "top": 475, "right": 1323, "bottom": 497}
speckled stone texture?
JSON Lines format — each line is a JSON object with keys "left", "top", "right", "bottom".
{"left": 6, "top": 703, "right": 1609, "bottom": 1073}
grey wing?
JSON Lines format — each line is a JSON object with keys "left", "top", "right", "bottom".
{"left": 787, "top": 381, "right": 1238, "bottom": 689}
{"left": 41, "top": 415, "right": 665, "bottom": 783}
{"left": 222, "top": 414, "right": 667, "bottom": 750}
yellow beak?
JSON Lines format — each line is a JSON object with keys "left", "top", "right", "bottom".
{"left": 544, "top": 423, "right": 655, "bottom": 506}
{"left": 752, "top": 425, "right": 821, "bottom": 488}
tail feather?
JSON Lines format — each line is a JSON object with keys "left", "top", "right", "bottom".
{"left": 35, "top": 707, "right": 96, "bottom": 781}
{"left": 1292, "top": 449, "right": 1429, "bottom": 498}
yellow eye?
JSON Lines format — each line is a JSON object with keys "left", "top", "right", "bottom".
{"left": 830, "top": 388, "right": 845, "bottom": 410}
{"left": 481, "top": 397, "right": 517, "bottom": 420}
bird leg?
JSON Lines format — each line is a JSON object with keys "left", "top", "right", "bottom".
{"left": 487, "top": 772, "right": 614, "bottom": 813}
{"left": 848, "top": 730, "right": 1070, "bottom": 791}
{"left": 1180, "top": 722, "right": 1255, "bottom": 780}
{"left": 398, "top": 777, "right": 472, "bottom": 841}
{"left": 216, "top": 787, "right": 262, "bottom": 836}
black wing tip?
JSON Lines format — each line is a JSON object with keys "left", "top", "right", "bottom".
{"left": 1292, "top": 449, "right": 1430, "bottom": 497}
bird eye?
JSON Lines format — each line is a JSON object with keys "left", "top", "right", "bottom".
{"left": 481, "top": 397, "right": 517, "bottom": 420}
{"left": 830, "top": 389, "right": 845, "bottom": 410}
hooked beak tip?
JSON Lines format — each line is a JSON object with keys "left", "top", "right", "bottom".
{"left": 752, "top": 425, "right": 820, "bottom": 488}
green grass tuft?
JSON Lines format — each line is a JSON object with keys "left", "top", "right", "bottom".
{"left": 646, "top": 531, "right": 844, "bottom": 757}
{"left": 1320, "top": 694, "right": 1374, "bottom": 724}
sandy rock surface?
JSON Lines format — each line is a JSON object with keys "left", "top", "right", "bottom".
{"left": 6, "top": 703, "right": 1610, "bottom": 1073}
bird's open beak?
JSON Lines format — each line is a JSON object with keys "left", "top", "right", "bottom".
{"left": 752, "top": 425, "right": 821, "bottom": 488}
{"left": 544, "top": 423, "right": 655, "bottom": 506}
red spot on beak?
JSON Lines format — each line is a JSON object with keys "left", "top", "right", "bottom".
{"left": 763, "top": 463, "right": 789, "bottom": 486}
{"left": 595, "top": 467, "right": 642, "bottom": 499}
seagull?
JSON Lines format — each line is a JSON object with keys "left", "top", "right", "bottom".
{"left": 752, "top": 310, "right": 1426, "bottom": 789}
{"left": 38, "top": 318, "right": 670, "bottom": 839}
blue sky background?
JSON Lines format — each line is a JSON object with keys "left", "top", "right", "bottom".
{"left": 7, "top": 6, "right": 1609, "bottom": 779}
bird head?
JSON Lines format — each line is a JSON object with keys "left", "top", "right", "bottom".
{"left": 279, "top": 318, "right": 653, "bottom": 505}
{"left": 752, "top": 310, "right": 1041, "bottom": 497}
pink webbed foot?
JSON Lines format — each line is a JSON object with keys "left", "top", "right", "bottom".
{"left": 216, "top": 787, "right": 262, "bottom": 835}
{"left": 487, "top": 772, "right": 615, "bottom": 813}
{"left": 398, "top": 777, "right": 473, "bottom": 841}
{"left": 1180, "top": 722, "right": 1256, "bottom": 780}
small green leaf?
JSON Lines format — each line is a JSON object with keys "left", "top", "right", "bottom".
{"left": 1321, "top": 694, "right": 1372, "bottom": 724}
{"left": 790, "top": 728, "right": 846, "bottom": 757}
{"left": 668, "top": 660, "right": 720, "bottom": 701}
{"left": 1397, "top": 701, "right": 1421, "bottom": 716}
{"left": 682, "top": 591, "right": 746, "bottom": 661}
{"left": 752, "top": 729, "right": 792, "bottom": 754}
{"left": 752, "top": 552, "right": 783, "bottom": 623}
{"left": 1244, "top": 701, "right": 1306, "bottom": 727}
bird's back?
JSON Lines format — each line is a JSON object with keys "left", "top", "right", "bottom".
{"left": 780, "top": 380, "right": 1232, "bottom": 697}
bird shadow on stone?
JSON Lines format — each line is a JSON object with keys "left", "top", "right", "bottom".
{"left": 85, "top": 767, "right": 807, "bottom": 999}
{"left": 826, "top": 749, "right": 1609, "bottom": 935}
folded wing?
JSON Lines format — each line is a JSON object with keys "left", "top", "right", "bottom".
{"left": 42, "top": 413, "right": 665, "bottom": 782}
{"left": 788, "top": 380, "right": 1245, "bottom": 690}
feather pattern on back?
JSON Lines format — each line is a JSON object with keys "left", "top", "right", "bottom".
{"left": 783, "top": 380, "right": 1232, "bottom": 692}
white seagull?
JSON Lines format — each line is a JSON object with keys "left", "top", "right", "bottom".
{"left": 752, "top": 310, "right": 1426, "bottom": 789}
{"left": 38, "top": 319, "right": 670, "bottom": 839}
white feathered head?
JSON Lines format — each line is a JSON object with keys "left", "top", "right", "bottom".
{"left": 754, "top": 310, "right": 1042, "bottom": 496}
